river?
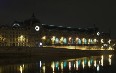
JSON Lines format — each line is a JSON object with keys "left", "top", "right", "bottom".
{"left": 0, "top": 53, "right": 115, "bottom": 73}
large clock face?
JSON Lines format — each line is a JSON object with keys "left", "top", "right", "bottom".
{"left": 35, "top": 26, "right": 40, "bottom": 31}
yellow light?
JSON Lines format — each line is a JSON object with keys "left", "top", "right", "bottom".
{"left": 61, "top": 62, "right": 63, "bottom": 71}
{"left": 88, "top": 60, "right": 91, "bottom": 67}
{"left": 82, "top": 38, "right": 85, "bottom": 44}
{"left": 101, "top": 55, "right": 103, "bottom": 66}
{"left": 20, "top": 66, "right": 23, "bottom": 73}
{"left": 42, "top": 66, "right": 45, "bottom": 73}
{"left": 88, "top": 39, "right": 90, "bottom": 44}
{"left": 51, "top": 36, "right": 55, "bottom": 44}
{"left": 51, "top": 62, "right": 55, "bottom": 72}
{"left": 94, "top": 39, "right": 97, "bottom": 43}
{"left": 60, "top": 37, "right": 64, "bottom": 44}
{"left": 94, "top": 60, "right": 96, "bottom": 67}
{"left": 42, "top": 36, "right": 46, "bottom": 40}
{"left": 109, "top": 55, "right": 112, "bottom": 65}
{"left": 82, "top": 60, "right": 85, "bottom": 68}
{"left": 76, "top": 37, "right": 78, "bottom": 41}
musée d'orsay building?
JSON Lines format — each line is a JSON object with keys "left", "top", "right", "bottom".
{"left": 0, "top": 14, "right": 113, "bottom": 50}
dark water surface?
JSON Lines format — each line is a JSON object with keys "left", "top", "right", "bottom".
{"left": 0, "top": 54, "right": 116, "bottom": 73}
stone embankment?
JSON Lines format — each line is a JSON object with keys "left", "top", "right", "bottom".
{"left": 0, "top": 47, "right": 114, "bottom": 58}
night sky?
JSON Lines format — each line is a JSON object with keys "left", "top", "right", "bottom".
{"left": 0, "top": 0, "right": 116, "bottom": 38}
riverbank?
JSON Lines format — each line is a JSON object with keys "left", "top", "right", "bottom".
{"left": 0, "top": 47, "right": 114, "bottom": 58}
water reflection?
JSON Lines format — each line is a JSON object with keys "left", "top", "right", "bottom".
{"left": 0, "top": 55, "right": 113, "bottom": 73}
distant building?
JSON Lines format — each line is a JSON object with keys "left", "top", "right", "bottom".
{"left": 0, "top": 14, "right": 114, "bottom": 50}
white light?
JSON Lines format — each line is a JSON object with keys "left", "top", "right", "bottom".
{"left": 103, "top": 44, "right": 108, "bottom": 47}
{"left": 40, "top": 61, "right": 42, "bottom": 67}
{"left": 97, "top": 32, "right": 100, "bottom": 36}
{"left": 101, "top": 39, "right": 104, "bottom": 43}
{"left": 76, "top": 60, "right": 78, "bottom": 70}
{"left": 35, "top": 26, "right": 40, "bottom": 31}
{"left": 69, "top": 62, "right": 71, "bottom": 70}
{"left": 40, "top": 42, "right": 42, "bottom": 46}
{"left": 108, "top": 39, "right": 111, "bottom": 44}
{"left": 97, "top": 65, "right": 100, "bottom": 72}
{"left": 13, "top": 23, "right": 20, "bottom": 26}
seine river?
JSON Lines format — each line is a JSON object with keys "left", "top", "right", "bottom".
{"left": 0, "top": 54, "right": 115, "bottom": 73}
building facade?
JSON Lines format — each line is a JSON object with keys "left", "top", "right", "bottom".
{"left": 0, "top": 14, "right": 114, "bottom": 50}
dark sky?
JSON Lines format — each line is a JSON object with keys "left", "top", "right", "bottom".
{"left": 0, "top": 0, "right": 116, "bottom": 38}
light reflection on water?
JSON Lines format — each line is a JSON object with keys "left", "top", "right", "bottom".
{"left": 0, "top": 55, "right": 113, "bottom": 73}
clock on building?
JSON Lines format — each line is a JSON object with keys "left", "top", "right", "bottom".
{"left": 35, "top": 26, "right": 40, "bottom": 31}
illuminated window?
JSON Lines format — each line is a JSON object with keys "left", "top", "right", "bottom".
{"left": 63, "top": 38, "right": 67, "bottom": 44}
{"left": 51, "top": 36, "right": 55, "bottom": 44}
{"left": 55, "top": 38, "right": 59, "bottom": 44}
{"left": 84, "top": 38, "right": 87, "bottom": 44}
{"left": 78, "top": 39, "right": 81, "bottom": 44}
{"left": 60, "top": 37, "right": 64, "bottom": 44}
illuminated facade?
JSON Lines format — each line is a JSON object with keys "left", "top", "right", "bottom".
{"left": 0, "top": 14, "right": 114, "bottom": 50}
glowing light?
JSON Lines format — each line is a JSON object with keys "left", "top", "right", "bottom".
{"left": 101, "top": 55, "right": 104, "bottom": 66}
{"left": 108, "top": 39, "right": 111, "bottom": 44}
{"left": 42, "top": 36, "right": 46, "bottom": 40}
{"left": 55, "top": 38, "right": 59, "bottom": 44}
{"left": 101, "top": 39, "right": 104, "bottom": 43}
{"left": 35, "top": 26, "right": 40, "bottom": 31}
{"left": 97, "top": 65, "right": 100, "bottom": 72}
{"left": 51, "top": 62, "right": 55, "bottom": 72}
{"left": 109, "top": 46, "right": 112, "bottom": 50}
{"left": 13, "top": 23, "right": 20, "bottom": 26}
{"left": 61, "top": 62, "right": 63, "bottom": 71}
{"left": 40, "top": 42, "right": 42, "bottom": 46}
{"left": 60, "top": 37, "right": 64, "bottom": 44}
{"left": 109, "top": 55, "right": 112, "bottom": 65}
{"left": 51, "top": 36, "right": 55, "bottom": 44}
{"left": 82, "top": 60, "right": 85, "bottom": 68}
{"left": 40, "top": 61, "right": 42, "bottom": 67}
{"left": 97, "top": 32, "right": 100, "bottom": 36}
{"left": 103, "top": 44, "right": 108, "bottom": 47}
{"left": 63, "top": 38, "right": 67, "bottom": 44}
{"left": 78, "top": 39, "right": 82, "bottom": 44}
{"left": 55, "top": 62, "right": 59, "bottom": 68}
{"left": 63, "top": 61, "right": 67, "bottom": 67}
{"left": 76, "top": 60, "right": 78, "bottom": 70}
{"left": 69, "top": 37, "right": 71, "bottom": 41}
{"left": 88, "top": 60, "right": 91, "bottom": 67}
{"left": 88, "top": 39, "right": 90, "bottom": 44}
{"left": 94, "top": 60, "right": 96, "bottom": 67}
{"left": 75, "top": 37, "right": 79, "bottom": 43}
{"left": 42, "top": 66, "right": 45, "bottom": 73}
{"left": 94, "top": 39, "right": 97, "bottom": 43}
{"left": 20, "top": 66, "right": 23, "bottom": 73}
{"left": 69, "top": 62, "right": 71, "bottom": 70}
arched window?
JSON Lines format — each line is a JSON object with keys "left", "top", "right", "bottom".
{"left": 55, "top": 38, "right": 59, "bottom": 44}
{"left": 63, "top": 38, "right": 67, "bottom": 44}
{"left": 78, "top": 39, "right": 82, "bottom": 44}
